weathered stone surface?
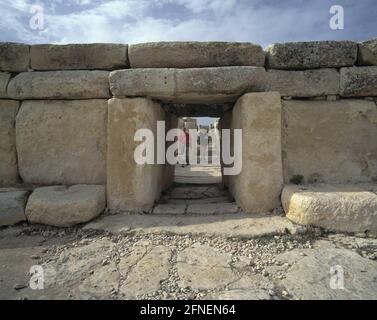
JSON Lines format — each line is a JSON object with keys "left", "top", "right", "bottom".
{"left": 0, "top": 100, "right": 19, "bottom": 185}
{"left": 275, "top": 241, "right": 377, "bottom": 299}
{"left": 0, "top": 43, "right": 29, "bottom": 72}
{"left": 265, "top": 69, "right": 339, "bottom": 97}
{"left": 228, "top": 92, "right": 283, "bottom": 213}
{"left": 129, "top": 42, "right": 265, "bottom": 68}
{"left": 358, "top": 39, "right": 377, "bottom": 66}
{"left": 186, "top": 203, "right": 239, "bottom": 214}
{"left": 109, "top": 67, "right": 266, "bottom": 103}
{"left": 30, "top": 43, "right": 128, "bottom": 70}
{"left": 266, "top": 41, "right": 357, "bottom": 69}
{"left": 177, "top": 244, "right": 238, "bottom": 290}
{"left": 84, "top": 213, "right": 301, "bottom": 239}
{"left": 107, "top": 98, "right": 165, "bottom": 212}
{"left": 25, "top": 185, "right": 106, "bottom": 227}
{"left": 152, "top": 204, "right": 186, "bottom": 215}
{"left": 0, "top": 191, "right": 28, "bottom": 226}
{"left": 282, "top": 100, "right": 377, "bottom": 184}
{"left": 340, "top": 66, "right": 377, "bottom": 97}
{"left": 282, "top": 184, "right": 377, "bottom": 233}
{"left": 119, "top": 245, "right": 171, "bottom": 298}
{"left": 0, "top": 72, "right": 11, "bottom": 98}
{"left": 8, "top": 71, "right": 110, "bottom": 100}
{"left": 16, "top": 100, "right": 107, "bottom": 185}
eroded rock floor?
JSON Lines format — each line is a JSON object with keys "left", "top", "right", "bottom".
{"left": 1, "top": 223, "right": 377, "bottom": 300}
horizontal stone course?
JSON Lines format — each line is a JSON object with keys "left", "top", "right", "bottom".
{"left": 0, "top": 42, "right": 30, "bottom": 72}
{"left": 0, "top": 100, "right": 20, "bottom": 185}
{"left": 265, "top": 68, "right": 339, "bottom": 97}
{"left": 30, "top": 44, "right": 128, "bottom": 70}
{"left": 358, "top": 39, "right": 377, "bottom": 66}
{"left": 16, "top": 100, "right": 107, "bottom": 185}
{"left": 266, "top": 41, "right": 357, "bottom": 69}
{"left": 129, "top": 42, "right": 265, "bottom": 68}
{"left": 0, "top": 72, "right": 11, "bottom": 98}
{"left": 110, "top": 67, "right": 266, "bottom": 103}
{"left": 340, "top": 66, "right": 377, "bottom": 97}
{"left": 25, "top": 185, "right": 106, "bottom": 227}
{"left": 7, "top": 70, "right": 110, "bottom": 100}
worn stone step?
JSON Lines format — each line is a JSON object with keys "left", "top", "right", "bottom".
{"left": 152, "top": 204, "right": 186, "bottom": 215}
{"left": 187, "top": 203, "right": 239, "bottom": 215}
{"left": 166, "top": 196, "right": 231, "bottom": 205}
{"left": 282, "top": 183, "right": 377, "bottom": 233}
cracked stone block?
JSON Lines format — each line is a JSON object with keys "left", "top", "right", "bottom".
{"left": 109, "top": 66, "right": 266, "bottom": 104}
{"left": 129, "top": 42, "right": 265, "bottom": 68}
{"left": 266, "top": 41, "right": 357, "bottom": 69}
{"left": 0, "top": 191, "right": 28, "bottom": 226}
{"left": 340, "top": 66, "right": 377, "bottom": 97}
{"left": 0, "top": 42, "right": 29, "bottom": 72}
{"left": 31, "top": 43, "right": 128, "bottom": 70}
{"left": 282, "top": 184, "right": 377, "bottom": 233}
{"left": 186, "top": 203, "right": 239, "bottom": 214}
{"left": 25, "top": 185, "right": 106, "bottom": 227}
{"left": 8, "top": 71, "right": 110, "bottom": 100}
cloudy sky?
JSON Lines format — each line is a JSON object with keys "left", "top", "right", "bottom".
{"left": 1, "top": 0, "right": 376, "bottom": 47}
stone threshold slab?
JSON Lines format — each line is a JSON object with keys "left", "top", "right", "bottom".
{"left": 83, "top": 213, "right": 302, "bottom": 239}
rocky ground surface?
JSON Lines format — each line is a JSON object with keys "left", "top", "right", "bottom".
{"left": 1, "top": 221, "right": 377, "bottom": 300}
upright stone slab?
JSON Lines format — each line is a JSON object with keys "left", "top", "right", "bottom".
{"left": 0, "top": 100, "right": 20, "bottom": 185}
{"left": 30, "top": 44, "right": 128, "bottom": 70}
{"left": 358, "top": 39, "right": 377, "bottom": 66}
{"left": 129, "top": 42, "right": 265, "bottom": 68}
{"left": 16, "top": 100, "right": 107, "bottom": 185}
{"left": 228, "top": 92, "right": 283, "bottom": 213}
{"left": 340, "top": 66, "right": 377, "bottom": 97}
{"left": 0, "top": 72, "right": 11, "bottom": 98}
{"left": 8, "top": 70, "right": 110, "bottom": 100}
{"left": 0, "top": 42, "right": 29, "bottom": 72}
{"left": 0, "top": 190, "right": 28, "bottom": 226}
{"left": 110, "top": 67, "right": 266, "bottom": 104}
{"left": 265, "top": 69, "right": 339, "bottom": 97}
{"left": 266, "top": 41, "right": 357, "bottom": 69}
{"left": 107, "top": 98, "right": 165, "bottom": 212}
{"left": 282, "top": 100, "right": 377, "bottom": 184}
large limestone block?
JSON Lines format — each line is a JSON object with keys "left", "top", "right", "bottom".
{"left": 266, "top": 41, "right": 357, "bottom": 69}
{"left": 129, "top": 42, "right": 265, "bottom": 68}
{"left": 265, "top": 69, "right": 339, "bottom": 97}
{"left": 31, "top": 44, "right": 128, "bottom": 70}
{"left": 107, "top": 98, "right": 165, "bottom": 212}
{"left": 0, "top": 190, "right": 28, "bottom": 226}
{"left": 0, "top": 42, "right": 29, "bottom": 72}
{"left": 0, "top": 100, "right": 20, "bottom": 185}
{"left": 16, "top": 100, "right": 107, "bottom": 185}
{"left": 282, "top": 100, "right": 377, "bottom": 184}
{"left": 340, "top": 66, "right": 377, "bottom": 97}
{"left": 8, "top": 70, "right": 110, "bottom": 100}
{"left": 282, "top": 184, "right": 377, "bottom": 233}
{"left": 110, "top": 67, "right": 266, "bottom": 103}
{"left": 358, "top": 39, "right": 377, "bottom": 66}
{"left": 25, "top": 185, "right": 106, "bottom": 227}
{"left": 0, "top": 72, "right": 11, "bottom": 98}
{"left": 228, "top": 92, "right": 283, "bottom": 213}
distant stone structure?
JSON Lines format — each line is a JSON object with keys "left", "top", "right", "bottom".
{"left": 0, "top": 40, "right": 376, "bottom": 232}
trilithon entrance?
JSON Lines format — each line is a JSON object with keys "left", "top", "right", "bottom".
{"left": 107, "top": 92, "right": 283, "bottom": 215}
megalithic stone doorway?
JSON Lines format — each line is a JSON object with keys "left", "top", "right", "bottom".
{"left": 106, "top": 92, "right": 283, "bottom": 214}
